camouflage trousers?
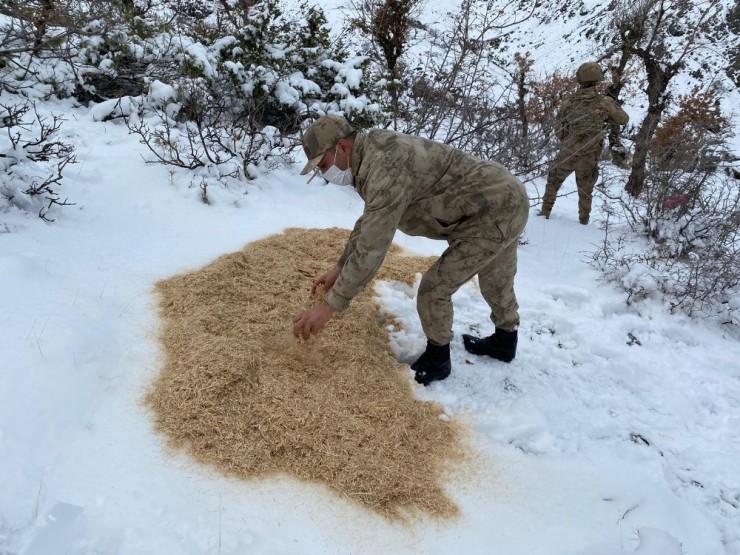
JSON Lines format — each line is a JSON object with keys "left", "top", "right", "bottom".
{"left": 417, "top": 211, "right": 528, "bottom": 346}
{"left": 541, "top": 140, "right": 602, "bottom": 222}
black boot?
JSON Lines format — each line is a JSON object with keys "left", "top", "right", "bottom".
{"left": 462, "top": 328, "right": 518, "bottom": 363}
{"left": 411, "top": 341, "right": 451, "bottom": 386}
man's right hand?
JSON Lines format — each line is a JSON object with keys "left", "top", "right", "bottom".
{"left": 310, "top": 264, "right": 342, "bottom": 297}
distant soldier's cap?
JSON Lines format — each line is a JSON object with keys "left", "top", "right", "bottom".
{"left": 576, "top": 62, "right": 604, "bottom": 84}
{"left": 300, "top": 115, "right": 355, "bottom": 175}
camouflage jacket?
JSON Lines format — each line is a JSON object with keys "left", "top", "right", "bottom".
{"left": 555, "top": 88, "right": 629, "bottom": 146}
{"left": 325, "top": 129, "right": 529, "bottom": 313}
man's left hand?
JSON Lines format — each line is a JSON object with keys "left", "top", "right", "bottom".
{"left": 292, "top": 302, "right": 335, "bottom": 340}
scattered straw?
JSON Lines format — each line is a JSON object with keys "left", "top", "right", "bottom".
{"left": 147, "top": 227, "right": 464, "bottom": 520}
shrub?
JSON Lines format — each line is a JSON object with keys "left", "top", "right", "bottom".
{"left": 123, "top": 0, "right": 381, "bottom": 199}
{"left": 0, "top": 101, "right": 76, "bottom": 221}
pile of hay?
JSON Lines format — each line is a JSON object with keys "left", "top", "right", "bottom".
{"left": 148, "top": 227, "right": 463, "bottom": 519}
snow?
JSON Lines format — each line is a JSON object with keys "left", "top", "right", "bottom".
{"left": 147, "top": 80, "right": 177, "bottom": 104}
{"left": 1, "top": 100, "right": 739, "bottom": 554}
{"left": 89, "top": 96, "right": 140, "bottom": 121}
{"left": 274, "top": 80, "right": 301, "bottom": 105}
{"left": 184, "top": 41, "right": 217, "bottom": 78}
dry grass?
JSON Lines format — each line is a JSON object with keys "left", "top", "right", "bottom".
{"left": 147, "top": 227, "right": 464, "bottom": 520}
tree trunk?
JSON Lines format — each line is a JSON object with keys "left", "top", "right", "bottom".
{"left": 32, "top": 0, "right": 55, "bottom": 55}
{"left": 625, "top": 57, "right": 671, "bottom": 197}
{"left": 516, "top": 66, "right": 528, "bottom": 141}
{"left": 607, "top": 46, "right": 632, "bottom": 167}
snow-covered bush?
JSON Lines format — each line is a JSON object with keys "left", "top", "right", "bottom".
{"left": 0, "top": 101, "right": 76, "bottom": 221}
{"left": 0, "top": 2, "right": 165, "bottom": 220}
{"left": 0, "top": 2, "right": 173, "bottom": 99}
{"left": 592, "top": 171, "right": 739, "bottom": 326}
{"left": 587, "top": 82, "right": 740, "bottom": 326}
{"left": 124, "top": 0, "right": 381, "bottom": 192}
{"left": 1, "top": 0, "right": 382, "bottom": 206}
{"left": 185, "top": 0, "right": 379, "bottom": 133}
{"left": 71, "top": 16, "right": 183, "bottom": 102}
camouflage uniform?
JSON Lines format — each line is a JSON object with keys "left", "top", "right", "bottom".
{"left": 541, "top": 71, "right": 629, "bottom": 224}
{"left": 324, "top": 129, "right": 529, "bottom": 346}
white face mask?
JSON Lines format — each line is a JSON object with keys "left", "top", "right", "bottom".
{"left": 322, "top": 146, "right": 353, "bottom": 186}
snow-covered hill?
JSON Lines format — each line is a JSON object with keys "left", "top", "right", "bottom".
{"left": 1, "top": 97, "right": 738, "bottom": 555}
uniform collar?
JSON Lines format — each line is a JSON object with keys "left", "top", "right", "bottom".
{"left": 350, "top": 130, "right": 367, "bottom": 179}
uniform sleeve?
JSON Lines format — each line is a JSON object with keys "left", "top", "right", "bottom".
{"left": 325, "top": 175, "right": 413, "bottom": 312}
{"left": 338, "top": 215, "right": 363, "bottom": 267}
{"left": 604, "top": 97, "right": 629, "bottom": 126}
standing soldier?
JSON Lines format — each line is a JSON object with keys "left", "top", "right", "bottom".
{"left": 539, "top": 62, "right": 629, "bottom": 224}
{"left": 292, "top": 115, "right": 529, "bottom": 386}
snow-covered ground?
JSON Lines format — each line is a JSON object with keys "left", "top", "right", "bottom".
{"left": 1, "top": 103, "right": 739, "bottom": 555}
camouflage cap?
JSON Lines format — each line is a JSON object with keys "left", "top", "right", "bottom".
{"left": 300, "top": 115, "right": 355, "bottom": 175}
